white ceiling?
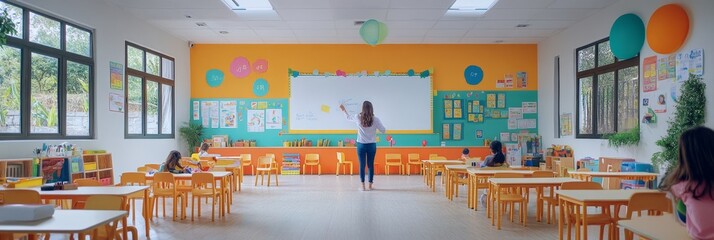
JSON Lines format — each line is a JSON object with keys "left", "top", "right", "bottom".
{"left": 103, "top": 0, "right": 619, "bottom": 44}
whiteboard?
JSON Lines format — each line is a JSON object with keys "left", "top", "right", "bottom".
{"left": 289, "top": 75, "right": 432, "bottom": 133}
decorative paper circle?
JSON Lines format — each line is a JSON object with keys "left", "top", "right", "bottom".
{"left": 384, "top": 70, "right": 391, "bottom": 76}
{"left": 205, "top": 69, "right": 224, "bottom": 87}
{"left": 253, "top": 78, "right": 269, "bottom": 97}
{"left": 420, "top": 70, "right": 430, "bottom": 78}
{"left": 230, "top": 57, "right": 251, "bottom": 78}
{"left": 313, "top": 69, "right": 319, "bottom": 75}
{"left": 464, "top": 65, "right": 484, "bottom": 85}
{"left": 253, "top": 59, "right": 268, "bottom": 73}
{"left": 373, "top": 71, "right": 380, "bottom": 76}
{"left": 359, "top": 19, "right": 388, "bottom": 46}
{"left": 407, "top": 69, "right": 415, "bottom": 76}
{"left": 647, "top": 4, "right": 689, "bottom": 54}
{"left": 610, "top": 13, "right": 645, "bottom": 60}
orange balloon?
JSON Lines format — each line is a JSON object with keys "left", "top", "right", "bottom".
{"left": 647, "top": 4, "right": 690, "bottom": 54}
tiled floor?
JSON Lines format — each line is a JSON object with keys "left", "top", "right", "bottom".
{"left": 54, "top": 175, "right": 620, "bottom": 239}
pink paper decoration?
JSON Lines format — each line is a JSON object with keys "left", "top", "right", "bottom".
{"left": 336, "top": 70, "right": 347, "bottom": 77}
{"left": 253, "top": 59, "right": 268, "bottom": 73}
{"left": 230, "top": 57, "right": 251, "bottom": 78}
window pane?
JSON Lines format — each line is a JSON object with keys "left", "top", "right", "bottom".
{"left": 146, "top": 53, "right": 160, "bottom": 76}
{"left": 30, "top": 52, "right": 58, "bottom": 134}
{"left": 146, "top": 80, "right": 158, "bottom": 134}
{"left": 161, "top": 84, "right": 172, "bottom": 134}
{"left": 578, "top": 76, "right": 593, "bottom": 135}
{"left": 29, "top": 12, "right": 60, "bottom": 49}
{"left": 0, "top": 2, "right": 23, "bottom": 38}
{"left": 128, "top": 75, "right": 142, "bottom": 134}
{"left": 65, "top": 25, "right": 91, "bottom": 57}
{"left": 597, "top": 41, "right": 615, "bottom": 66}
{"left": 0, "top": 46, "right": 21, "bottom": 133}
{"left": 597, "top": 72, "right": 615, "bottom": 134}
{"left": 161, "top": 58, "right": 174, "bottom": 80}
{"left": 618, "top": 66, "right": 639, "bottom": 131}
{"left": 66, "top": 61, "right": 90, "bottom": 136}
{"left": 127, "top": 46, "right": 143, "bottom": 71}
{"left": 577, "top": 45, "right": 595, "bottom": 72}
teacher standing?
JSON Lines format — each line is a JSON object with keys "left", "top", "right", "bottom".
{"left": 340, "top": 101, "right": 386, "bottom": 191}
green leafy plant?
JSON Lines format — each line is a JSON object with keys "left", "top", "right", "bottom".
{"left": 179, "top": 122, "right": 203, "bottom": 155}
{"left": 0, "top": 8, "right": 17, "bottom": 45}
{"left": 605, "top": 126, "right": 640, "bottom": 147}
{"left": 652, "top": 74, "right": 706, "bottom": 172}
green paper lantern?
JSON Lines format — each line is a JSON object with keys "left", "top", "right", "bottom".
{"left": 610, "top": 13, "right": 645, "bottom": 60}
{"left": 360, "top": 19, "right": 388, "bottom": 46}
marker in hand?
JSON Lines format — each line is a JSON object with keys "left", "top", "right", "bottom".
{"left": 339, "top": 104, "right": 346, "bottom": 112}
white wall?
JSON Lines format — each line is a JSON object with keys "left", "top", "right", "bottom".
{"left": 1, "top": 0, "right": 190, "bottom": 180}
{"left": 538, "top": 0, "right": 714, "bottom": 168}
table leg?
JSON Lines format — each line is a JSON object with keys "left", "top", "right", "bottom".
{"left": 219, "top": 178, "right": 225, "bottom": 217}
{"left": 559, "top": 199, "right": 564, "bottom": 240}
{"left": 143, "top": 188, "right": 150, "bottom": 238}
{"left": 582, "top": 203, "right": 588, "bottom": 240}
{"left": 612, "top": 204, "right": 622, "bottom": 240}
{"left": 467, "top": 174, "right": 473, "bottom": 209}
{"left": 496, "top": 185, "right": 502, "bottom": 230}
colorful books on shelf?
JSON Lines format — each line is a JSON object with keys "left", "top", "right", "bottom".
{"left": 281, "top": 153, "right": 300, "bottom": 175}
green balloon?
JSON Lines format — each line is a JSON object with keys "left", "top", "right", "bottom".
{"left": 360, "top": 19, "right": 388, "bottom": 46}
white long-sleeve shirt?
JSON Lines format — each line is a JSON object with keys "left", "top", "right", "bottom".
{"left": 345, "top": 112, "right": 386, "bottom": 144}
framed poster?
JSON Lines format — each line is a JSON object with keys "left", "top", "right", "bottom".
{"left": 442, "top": 123, "right": 451, "bottom": 140}
{"left": 452, "top": 123, "right": 462, "bottom": 140}
{"left": 110, "top": 61, "right": 123, "bottom": 90}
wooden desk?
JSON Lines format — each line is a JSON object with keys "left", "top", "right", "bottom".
{"left": 145, "top": 172, "right": 232, "bottom": 217}
{"left": 568, "top": 172, "right": 658, "bottom": 189}
{"left": 466, "top": 169, "right": 536, "bottom": 210}
{"left": 617, "top": 214, "right": 689, "bottom": 240}
{"left": 213, "top": 156, "right": 243, "bottom": 192}
{"left": 488, "top": 178, "right": 580, "bottom": 229}
{"left": 35, "top": 186, "right": 150, "bottom": 239}
{"left": 556, "top": 189, "right": 659, "bottom": 240}
{"left": 444, "top": 165, "right": 471, "bottom": 201}
{"left": 0, "top": 210, "right": 127, "bottom": 238}
{"left": 423, "top": 160, "right": 463, "bottom": 192}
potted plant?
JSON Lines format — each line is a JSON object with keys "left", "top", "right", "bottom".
{"left": 179, "top": 122, "right": 203, "bottom": 155}
{"left": 1, "top": 8, "right": 18, "bottom": 45}
{"left": 652, "top": 74, "right": 706, "bottom": 172}
{"left": 604, "top": 126, "right": 640, "bottom": 148}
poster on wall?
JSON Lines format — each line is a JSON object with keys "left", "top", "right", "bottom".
{"left": 677, "top": 49, "right": 704, "bottom": 82}
{"left": 201, "top": 101, "right": 219, "bottom": 128}
{"left": 497, "top": 93, "right": 506, "bottom": 108}
{"left": 508, "top": 107, "right": 523, "bottom": 119}
{"left": 192, "top": 101, "right": 200, "bottom": 120}
{"left": 453, "top": 123, "right": 462, "bottom": 140}
{"left": 658, "top": 55, "right": 676, "bottom": 81}
{"left": 653, "top": 92, "right": 667, "bottom": 113}
{"left": 247, "top": 110, "right": 265, "bottom": 132}
{"left": 506, "top": 143, "right": 521, "bottom": 167}
{"left": 110, "top": 61, "right": 123, "bottom": 90}
{"left": 442, "top": 124, "right": 451, "bottom": 140}
{"left": 643, "top": 56, "right": 657, "bottom": 92}
{"left": 508, "top": 119, "right": 518, "bottom": 130}
{"left": 266, "top": 109, "right": 283, "bottom": 129}
{"left": 486, "top": 94, "right": 496, "bottom": 108}
{"left": 504, "top": 74, "right": 514, "bottom": 88}
{"left": 475, "top": 130, "right": 483, "bottom": 139}
{"left": 108, "top": 93, "right": 124, "bottom": 113}
{"left": 516, "top": 72, "right": 527, "bottom": 88}
{"left": 560, "top": 113, "right": 572, "bottom": 136}
{"left": 496, "top": 79, "right": 505, "bottom": 88}
{"left": 522, "top": 102, "right": 537, "bottom": 113}
{"left": 220, "top": 101, "right": 237, "bottom": 128}
{"left": 500, "top": 132, "right": 510, "bottom": 142}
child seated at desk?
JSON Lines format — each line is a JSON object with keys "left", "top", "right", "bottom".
{"left": 459, "top": 148, "right": 470, "bottom": 162}
{"left": 660, "top": 126, "right": 714, "bottom": 240}
{"left": 159, "top": 150, "right": 186, "bottom": 174}
{"left": 481, "top": 140, "right": 507, "bottom": 168}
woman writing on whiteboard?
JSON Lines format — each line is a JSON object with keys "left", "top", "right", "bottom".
{"left": 340, "top": 101, "right": 386, "bottom": 191}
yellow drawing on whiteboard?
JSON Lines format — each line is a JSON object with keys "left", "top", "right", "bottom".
{"left": 321, "top": 105, "right": 330, "bottom": 113}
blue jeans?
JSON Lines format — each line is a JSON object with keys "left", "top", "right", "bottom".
{"left": 356, "top": 143, "right": 376, "bottom": 183}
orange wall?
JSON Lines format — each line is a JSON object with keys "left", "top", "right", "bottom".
{"left": 209, "top": 146, "right": 492, "bottom": 175}
{"left": 191, "top": 44, "right": 538, "bottom": 98}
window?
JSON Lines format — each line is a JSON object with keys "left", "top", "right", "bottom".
{"left": 125, "top": 42, "right": 174, "bottom": 138}
{"left": 576, "top": 38, "right": 639, "bottom": 138}
{"left": 0, "top": 1, "right": 94, "bottom": 139}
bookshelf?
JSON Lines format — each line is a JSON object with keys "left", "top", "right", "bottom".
{"left": 78, "top": 153, "right": 114, "bottom": 185}
{"left": 281, "top": 153, "right": 300, "bottom": 175}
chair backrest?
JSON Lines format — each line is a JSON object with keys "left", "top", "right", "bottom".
{"left": 305, "top": 154, "right": 320, "bottom": 164}
{"left": 145, "top": 164, "right": 161, "bottom": 171}
{"left": 560, "top": 181, "right": 603, "bottom": 190}
{"left": 532, "top": 170, "right": 556, "bottom": 178}
{"left": 240, "top": 154, "right": 252, "bottom": 166}
{"left": 429, "top": 154, "right": 443, "bottom": 160}
{"left": 432, "top": 156, "right": 447, "bottom": 160}
{"left": 576, "top": 168, "right": 591, "bottom": 172}
{"left": 192, "top": 173, "right": 216, "bottom": 189}
{"left": 385, "top": 154, "right": 402, "bottom": 164}
{"left": 120, "top": 172, "right": 147, "bottom": 186}
{"left": 0, "top": 189, "right": 41, "bottom": 204}
{"left": 136, "top": 166, "right": 148, "bottom": 172}
{"left": 154, "top": 172, "right": 176, "bottom": 186}
{"left": 493, "top": 173, "right": 525, "bottom": 178}
{"left": 408, "top": 153, "right": 420, "bottom": 163}
{"left": 257, "top": 156, "right": 273, "bottom": 168}
{"left": 74, "top": 178, "right": 103, "bottom": 186}
{"left": 336, "top": 152, "right": 345, "bottom": 163}
{"left": 627, "top": 192, "right": 671, "bottom": 218}
{"left": 265, "top": 153, "right": 275, "bottom": 160}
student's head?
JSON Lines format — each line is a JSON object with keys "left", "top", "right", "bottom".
{"left": 462, "top": 148, "right": 470, "bottom": 155}
{"left": 200, "top": 142, "right": 210, "bottom": 152}
{"left": 490, "top": 140, "right": 505, "bottom": 165}
{"left": 490, "top": 140, "right": 503, "bottom": 154}
{"left": 164, "top": 150, "right": 183, "bottom": 170}
{"left": 359, "top": 101, "right": 374, "bottom": 127}
{"left": 661, "top": 126, "right": 714, "bottom": 200}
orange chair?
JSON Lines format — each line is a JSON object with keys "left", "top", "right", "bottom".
{"left": 384, "top": 153, "right": 403, "bottom": 175}
{"left": 153, "top": 172, "right": 186, "bottom": 221}
{"left": 406, "top": 153, "right": 421, "bottom": 175}
{"left": 336, "top": 152, "right": 354, "bottom": 176}
{"left": 490, "top": 173, "right": 528, "bottom": 229}
{"left": 78, "top": 195, "right": 124, "bottom": 240}
{"left": 266, "top": 153, "right": 280, "bottom": 175}
{"left": 145, "top": 164, "right": 161, "bottom": 171}
{"left": 119, "top": 172, "right": 150, "bottom": 224}
{"left": 0, "top": 190, "right": 45, "bottom": 240}
{"left": 191, "top": 173, "right": 222, "bottom": 221}
{"left": 530, "top": 170, "right": 556, "bottom": 223}
{"left": 303, "top": 154, "right": 321, "bottom": 175}
{"left": 255, "top": 156, "right": 277, "bottom": 186}
{"left": 240, "top": 154, "right": 253, "bottom": 176}
{"left": 623, "top": 192, "right": 672, "bottom": 240}
{"left": 560, "top": 181, "right": 613, "bottom": 240}
{"left": 74, "top": 178, "right": 102, "bottom": 186}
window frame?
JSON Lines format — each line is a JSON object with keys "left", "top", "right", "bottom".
{"left": 575, "top": 37, "right": 639, "bottom": 139}
{"left": 0, "top": 1, "right": 95, "bottom": 140}
{"left": 124, "top": 41, "right": 175, "bottom": 139}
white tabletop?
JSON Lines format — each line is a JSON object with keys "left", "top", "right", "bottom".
{"left": 145, "top": 171, "right": 232, "bottom": 179}
{"left": 569, "top": 172, "right": 658, "bottom": 177}
{"left": 0, "top": 210, "right": 127, "bottom": 233}
{"left": 467, "top": 169, "right": 536, "bottom": 175}
{"left": 489, "top": 177, "right": 580, "bottom": 186}
{"left": 35, "top": 186, "right": 148, "bottom": 198}
{"left": 425, "top": 160, "right": 464, "bottom": 164}
{"left": 618, "top": 214, "right": 689, "bottom": 240}
{"left": 215, "top": 156, "right": 242, "bottom": 160}
{"left": 444, "top": 165, "right": 471, "bottom": 170}
{"left": 556, "top": 189, "right": 660, "bottom": 202}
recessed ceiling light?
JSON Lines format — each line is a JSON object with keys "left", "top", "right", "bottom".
{"left": 448, "top": 0, "right": 499, "bottom": 14}
{"left": 516, "top": 24, "right": 530, "bottom": 28}
{"left": 354, "top": 21, "right": 365, "bottom": 26}
{"left": 221, "top": 0, "right": 273, "bottom": 10}
{"left": 219, "top": 31, "right": 229, "bottom": 34}
{"left": 196, "top": 22, "right": 207, "bottom": 27}
{"left": 185, "top": 15, "right": 192, "bottom": 19}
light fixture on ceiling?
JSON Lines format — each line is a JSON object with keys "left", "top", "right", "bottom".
{"left": 221, "top": 0, "right": 273, "bottom": 11}
{"left": 185, "top": 15, "right": 192, "bottom": 19}
{"left": 354, "top": 21, "right": 365, "bottom": 26}
{"left": 448, "top": 0, "right": 499, "bottom": 14}
{"left": 219, "top": 31, "right": 229, "bottom": 34}
{"left": 196, "top": 22, "right": 207, "bottom": 27}
{"left": 516, "top": 24, "right": 530, "bottom": 28}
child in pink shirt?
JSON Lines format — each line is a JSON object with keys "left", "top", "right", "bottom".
{"left": 660, "top": 126, "right": 714, "bottom": 240}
